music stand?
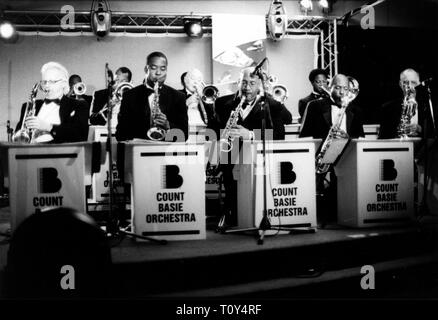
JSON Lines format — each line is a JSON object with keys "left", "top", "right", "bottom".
{"left": 103, "top": 64, "right": 166, "bottom": 244}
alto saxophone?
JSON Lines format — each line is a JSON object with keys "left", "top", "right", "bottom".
{"left": 147, "top": 81, "right": 166, "bottom": 141}
{"left": 397, "top": 84, "right": 417, "bottom": 139}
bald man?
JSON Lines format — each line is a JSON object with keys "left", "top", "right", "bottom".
{"left": 299, "top": 74, "right": 365, "bottom": 139}
{"left": 379, "top": 68, "right": 435, "bottom": 139}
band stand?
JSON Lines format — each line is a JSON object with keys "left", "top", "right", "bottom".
{"left": 216, "top": 69, "right": 316, "bottom": 244}
{"left": 103, "top": 64, "right": 166, "bottom": 245}
{"left": 416, "top": 81, "right": 437, "bottom": 219}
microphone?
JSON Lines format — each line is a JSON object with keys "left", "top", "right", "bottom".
{"left": 416, "top": 77, "right": 433, "bottom": 88}
{"left": 105, "top": 63, "right": 114, "bottom": 86}
{"left": 250, "top": 57, "right": 268, "bottom": 77}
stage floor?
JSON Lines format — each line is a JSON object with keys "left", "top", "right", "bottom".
{"left": 1, "top": 205, "right": 438, "bottom": 299}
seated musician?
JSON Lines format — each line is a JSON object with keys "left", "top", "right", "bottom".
{"left": 116, "top": 51, "right": 188, "bottom": 141}
{"left": 89, "top": 67, "right": 132, "bottom": 126}
{"left": 66, "top": 74, "right": 93, "bottom": 107}
{"left": 180, "top": 68, "right": 219, "bottom": 134}
{"left": 215, "top": 67, "right": 292, "bottom": 226}
{"left": 298, "top": 68, "right": 330, "bottom": 121}
{"left": 379, "top": 68, "right": 435, "bottom": 139}
{"left": 13, "top": 61, "right": 89, "bottom": 144}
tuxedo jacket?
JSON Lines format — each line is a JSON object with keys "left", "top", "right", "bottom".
{"left": 15, "top": 96, "right": 89, "bottom": 143}
{"left": 378, "top": 94, "right": 436, "bottom": 139}
{"left": 116, "top": 84, "right": 188, "bottom": 141}
{"left": 214, "top": 93, "right": 291, "bottom": 140}
{"left": 299, "top": 97, "right": 365, "bottom": 139}
{"left": 298, "top": 92, "right": 327, "bottom": 119}
{"left": 89, "top": 88, "right": 109, "bottom": 125}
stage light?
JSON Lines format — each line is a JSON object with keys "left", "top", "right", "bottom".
{"left": 91, "top": 0, "right": 111, "bottom": 38}
{"left": 0, "top": 20, "right": 18, "bottom": 43}
{"left": 300, "top": 0, "right": 313, "bottom": 13}
{"left": 184, "top": 20, "right": 203, "bottom": 38}
{"left": 267, "top": 0, "right": 287, "bottom": 41}
{"left": 319, "top": 0, "right": 329, "bottom": 8}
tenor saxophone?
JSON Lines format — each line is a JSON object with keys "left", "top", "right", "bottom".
{"left": 397, "top": 84, "right": 417, "bottom": 139}
{"left": 219, "top": 96, "right": 248, "bottom": 152}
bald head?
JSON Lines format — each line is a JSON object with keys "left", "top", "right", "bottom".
{"left": 240, "top": 67, "right": 261, "bottom": 102}
{"left": 400, "top": 68, "right": 420, "bottom": 92}
{"left": 330, "top": 74, "right": 349, "bottom": 105}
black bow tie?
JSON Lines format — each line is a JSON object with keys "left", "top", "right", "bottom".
{"left": 44, "top": 98, "right": 61, "bottom": 105}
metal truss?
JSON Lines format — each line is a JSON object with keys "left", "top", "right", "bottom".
{"left": 286, "top": 16, "right": 338, "bottom": 79}
{"left": 3, "top": 10, "right": 337, "bottom": 76}
{"left": 3, "top": 10, "right": 212, "bottom": 34}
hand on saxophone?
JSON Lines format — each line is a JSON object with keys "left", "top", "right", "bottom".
{"left": 25, "top": 116, "right": 53, "bottom": 132}
{"left": 153, "top": 110, "right": 170, "bottom": 130}
{"left": 333, "top": 128, "right": 349, "bottom": 139}
{"left": 229, "top": 124, "right": 253, "bottom": 140}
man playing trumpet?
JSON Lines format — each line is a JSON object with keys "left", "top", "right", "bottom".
{"left": 89, "top": 66, "right": 132, "bottom": 126}
{"left": 13, "top": 61, "right": 89, "bottom": 143}
{"left": 180, "top": 68, "right": 219, "bottom": 132}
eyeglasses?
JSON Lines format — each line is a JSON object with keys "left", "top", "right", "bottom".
{"left": 314, "top": 80, "right": 328, "bottom": 84}
{"left": 41, "top": 79, "right": 64, "bottom": 86}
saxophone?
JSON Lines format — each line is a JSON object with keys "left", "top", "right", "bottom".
{"left": 219, "top": 95, "right": 248, "bottom": 152}
{"left": 397, "top": 83, "right": 417, "bottom": 139}
{"left": 315, "top": 77, "right": 359, "bottom": 174}
{"left": 147, "top": 81, "right": 166, "bottom": 141}
{"left": 12, "top": 82, "right": 40, "bottom": 143}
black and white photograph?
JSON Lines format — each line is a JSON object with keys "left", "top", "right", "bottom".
{"left": 0, "top": 0, "right": 437, "bottom": 313}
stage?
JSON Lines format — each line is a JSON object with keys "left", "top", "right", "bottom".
{"left": 1, "top": 202, "right": 438, "bottom": 299}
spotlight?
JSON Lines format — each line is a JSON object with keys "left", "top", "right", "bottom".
{"left": 0, "top": 20, "right": 18, "bottom": 43}
{"left": 91, "top": 0, "right": 111, "bottom": 38}
{"left": 184, "top": 20, "right": 203, "bottom": 38}
{"left": 267, "top": 0, "right": 287, "bottom": 41}
{"left": 319, "top": 0, "right": 329, "bottom": 8}
{"left": 319, "top": 0, "right": 333, "bottom": 14}
{"left": 300, "top": 0, "right": 313, "bottom": 14}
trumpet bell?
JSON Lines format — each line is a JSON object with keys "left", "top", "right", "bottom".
{"left": 202, "top": 85, "right": 219, "bottom": 104}
{"left": 272, "top": 84, "right": 288, "bottom": 104}
{"left": 114, "top": 81, "right": 134, "bottom": 100}
{"left": 73, "top": 82, "right": 86, "bottom": 96}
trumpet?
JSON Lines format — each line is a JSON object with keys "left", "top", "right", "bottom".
{"left": 73, "top": 82, "right": 86, "bottom": 96}
{"left": 271, "top": 84, "right": 288, "bottom": 104}
{"left": 202, "top": 85, "right": 219, "bottom": 104}
{"left": 98, "top": 81, "right": 133, "bottom": 122}
{"left": 12, "top": 82, "right": 40, "bottom": 143}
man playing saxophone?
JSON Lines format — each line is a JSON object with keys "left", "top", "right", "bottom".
{"left": 214, "top": 67, "right": 292, "bottom": 226}
{"left": 300, "top": 74, "right": 365, "bottom": 140}
{"left": 299, "top": 74, "right": 364, "bottom": 226}
{"left": 13, "top": 61, "right": 89, "bottom": 143}
{"left": 115, "top": 52, "right": 188, "bottom": 141}
{"left": 379, "top": 68, "right": 434, "bottom": 139}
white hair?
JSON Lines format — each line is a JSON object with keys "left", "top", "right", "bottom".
{"left": 400, "top": 68, "right": 420, "bottom": 81}
{"left": 41, "top": 61, "right": 69, "bottom": 94}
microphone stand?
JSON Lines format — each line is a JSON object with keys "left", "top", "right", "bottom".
{"left": 417, "top": 82, "right": 437, "bottom": 219}
{"left": 104, "top": 64, "right": 166, "bottom": 244}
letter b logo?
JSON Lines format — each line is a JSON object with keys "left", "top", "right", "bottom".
{"left": 279, "top": 162, "right": 296, "bottom": 184}
{"left": 38, "top": 168, "right": 62, "bottom": 193}
{"left": 380, "top": 160, "right": 397, "bottom": 181}
{"left": 163, "top": 165, "right": 183, "bottom": 189}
